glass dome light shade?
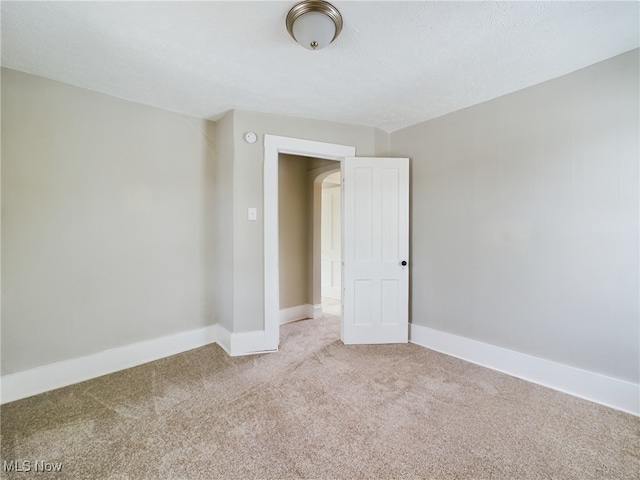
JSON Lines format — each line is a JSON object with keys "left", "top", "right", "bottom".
{"left": 292, "top": 11, "right": 336, "bottom": 50}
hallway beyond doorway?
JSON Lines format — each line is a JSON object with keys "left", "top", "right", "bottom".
{"left": 322, "top": 297, "right": 341, "bottom": 317}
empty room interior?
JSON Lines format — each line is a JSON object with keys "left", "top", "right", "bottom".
{"left": 1, "top": 1, "right": 639, "bottom": 478}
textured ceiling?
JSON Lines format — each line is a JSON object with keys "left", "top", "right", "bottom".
{"left": 1, "top": 1, "right": 638, "bottom": 132}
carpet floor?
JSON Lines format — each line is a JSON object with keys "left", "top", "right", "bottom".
{"left": 1, "top": 312, "right": 638, "bottom": 479}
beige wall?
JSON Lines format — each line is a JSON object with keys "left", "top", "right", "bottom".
{"left": 390, "top": 50, "right": 639, "bottom": 382}
{"left": 1, "top": 69, "right": 217, "bottom": 374}
{"left": 278, "top": 154, "right": 311, "bottom": 309}
{"left": 213, "top": 111, "right": 234, "bottom": 331}
{"left": 374, "top": 127, "right": 390, "bottom": 157}
{"left": 228, "top": 110, "right": 379, "bottom": 332}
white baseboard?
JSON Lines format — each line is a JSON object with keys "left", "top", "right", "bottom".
{"left": 409, "top": 323, "right": 639, "bottom": 416}
{"left": 214, "top": 323, "right": 232, "bottom": 355}
{"left": 280, "top": 304, "right": 311, "bottom": 324}
{"left": 215, "top": 324, "right": 277, "bottom": 357}
{"left": 1, "top": 324, "right": 219, "bottom": 404}
{"left": 307, "top": 304, "right": 323, "bottom": 319}
{"left": 231, "top": 329, "right": 278, "bottom": 356}
{"left": 1, "top": 323, "right": 278, "bottom": 404}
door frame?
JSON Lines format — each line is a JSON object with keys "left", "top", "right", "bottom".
{"left": 263, "top": 135, "right": 355, "bottom": 349}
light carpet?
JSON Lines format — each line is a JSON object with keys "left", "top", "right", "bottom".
{"left": 1, "top": 313, "right": 638, "bottom": 479}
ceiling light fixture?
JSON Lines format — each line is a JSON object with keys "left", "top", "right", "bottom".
{"left": 286, "top": 0, "right": 343, "bottom": 51}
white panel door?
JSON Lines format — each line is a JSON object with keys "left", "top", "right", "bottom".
{"left": 342, "top": 157, "right": 409, "bottom": 344}
{"left": 321, "top": 185, "right": 341, "bottom": 299}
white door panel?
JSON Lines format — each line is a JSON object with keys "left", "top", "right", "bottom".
{"left": 342, "top": 157, "right": 409, "bottom": 344}
{"left": 321, "top": 185, "right": 341, "bottom": 299}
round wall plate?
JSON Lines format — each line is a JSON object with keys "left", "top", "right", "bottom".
{"left": 244, "top": 132, "right": 257, "bottom": 144}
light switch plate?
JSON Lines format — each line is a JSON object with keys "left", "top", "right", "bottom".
{"left": 248, "top": 207, "right": 257, "bottom": 221}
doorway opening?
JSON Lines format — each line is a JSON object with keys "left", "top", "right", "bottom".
{"left": 265, "top": 136, "right": 410, "bottom": 350}
{"left": 264, "top": 135, "right": 355, "bottom": 350}
{"left": 277, "top": 154, "right": 341, "bottom": 325}
{"left": 320, "top": 171, "right": 342, "bottom": 317}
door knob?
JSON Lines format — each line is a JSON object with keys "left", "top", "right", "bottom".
{"left": 401, "top": 260, "right": 407, "bottom": 266}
